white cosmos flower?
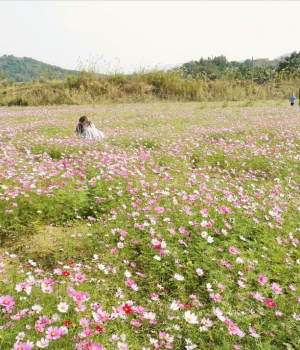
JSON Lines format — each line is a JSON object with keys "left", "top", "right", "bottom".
{"left": 32, "top": 304, "right": 43, "bottom": 313}
{"left": 161, "top": 240, "right": 167, "bottom": 248}
{"left": 36, "top": 338, "right": 49, "bottom": 348}
{"left": 199, "top": 326, "right": 208, "bottom": 332}
{"left": 174, "top": 273, "right": 185, "bottom": 281}
{"left": 131, "top": 285, "right": 139, "bottom": 291}
{"left": 57, "top": 302, "right": 69, "bottom": 313}
{"left": 16, "top": 332, "right": 25, "bottom": 341}
{"left": 221, "top": 229, "right": 228, "bottom": 236}
{"left": 28, "top": 260, "right": 37, "bottom": 267}
{"left": 184, "top": 310, "right": 198, "bottom": 324}
{"left": 143, "top": 312, "right": 156, "bottom": 320}
{"left": 236, "top": 257, "right": 244, "bottom": 264}
{"left": 124, "top": 270, "right": 132, "bottom": 278}
{"left": 52, "top": 313, "right": 60, "bottom": 322}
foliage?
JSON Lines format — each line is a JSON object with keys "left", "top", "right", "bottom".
{"left": 0, "top": 55, "right": 79, "bottom": 82}
{"left": 180, "top": 56, "right": 280, "bottom": 84}
{"left": 277, "top": 51, "right": 300, "bottom": 77}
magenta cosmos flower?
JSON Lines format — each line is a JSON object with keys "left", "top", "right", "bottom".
{"left": 265, "top": 299, "right": 276, "bottom": 307}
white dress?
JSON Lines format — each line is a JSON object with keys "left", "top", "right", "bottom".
{"left": 76, "top": 123, "right": 106, "bottom": 140}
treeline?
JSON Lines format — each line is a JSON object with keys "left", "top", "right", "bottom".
{"left": 180, "top": 52, "right": 300, "bottom": 83}
{"left": 2, "top": 52, "right": 300, "bottom": 86}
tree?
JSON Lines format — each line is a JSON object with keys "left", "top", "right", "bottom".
{"left": 276, "top": 52, "right": 300, "bottom": 77}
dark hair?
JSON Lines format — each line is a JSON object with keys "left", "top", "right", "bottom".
{"left": 76, "top": 116, "right": 88, "bottom": 134}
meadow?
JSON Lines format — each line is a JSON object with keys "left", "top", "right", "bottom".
{"left": 0, "top": 101, "right": 300, "bottom": 350}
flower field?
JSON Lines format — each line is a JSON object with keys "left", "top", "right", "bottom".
{"left": 1, "top": 102, "right": 300, "bottom": 350}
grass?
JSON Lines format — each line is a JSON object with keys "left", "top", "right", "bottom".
{"left": 1, "top": 70, "right": 300, "bottom": 106}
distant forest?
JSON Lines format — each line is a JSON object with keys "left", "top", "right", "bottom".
{"left": 1, "top": 52, "right": 300, "bottom": 84}
{"left": 0, "top": 55, "right": 78, "bottom": 82}
{"left": 180, "top": 53, "right": 300, "bottom": 83}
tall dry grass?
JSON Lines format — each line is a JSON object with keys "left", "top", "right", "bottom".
{"left": 0, "top": 70, "right": 299, "bottom": 106}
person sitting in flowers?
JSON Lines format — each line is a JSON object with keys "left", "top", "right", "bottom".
{"left": 75, "top": 116, "right": 106, "bottom": 140}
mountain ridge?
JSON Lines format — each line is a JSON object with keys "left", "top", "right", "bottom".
{"left": 0, "top": 55, "right": 79, "bottom": 82}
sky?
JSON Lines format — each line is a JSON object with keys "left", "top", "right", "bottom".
{"left": 1, "top": 1, "right": 299, "bottom": 74}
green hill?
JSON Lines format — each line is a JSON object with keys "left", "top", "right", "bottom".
{"left": 0, "top": 55, "right": 79, "bottom": 82}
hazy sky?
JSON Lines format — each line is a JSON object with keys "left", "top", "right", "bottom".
{"left": 1, "top": 1, "right": 299, "bottom": 73}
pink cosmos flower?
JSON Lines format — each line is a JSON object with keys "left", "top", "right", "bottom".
{"left": 218, "top": 283, "right": 226, "bottom": 291}
{"left": 258, "top": 274, "right": 268, "bottom": 286}
{"left": 43, "top": 278, "right": 53, "bottom": 286}
{"left": 41, "top": 285, "right": 53, "bottom": 294}
{"left": 46, "top": 326, "right": 62, "bottom": 340}
{"left": 251, "top": 292, "right": 265, "bottom": 302}
{"left": 112, "top": 306, "right": 126, "bottom": 318}
{"left": 293, "top": 313, "right": 300, "bottom": 320}
{"left": 272, "top": 283, "right": 282, "bottom": 295}
{"left": 213, "top": 307, "right": 225, "bottom": 321}
{"left": 75, "top": 304, "right": 87, "bottom": 313}
{"left": 249, "top": 327, "right": 260, "bottom": 338}
{"left": 124, "top": 278, "right": 136, "bottom": 287}
{"left": 134, "top": 306, "right": 145, "bottom": 313}
{"left": 79, "top": 317, "right": 90, "bottom": 328}
{"left": 13, "top": 343, "right": 33, "bottom": 350}
{"left": 37, "top": 315, "right": 50, "bottom": 325}
{"left": 154, "top": 207, "right": 164, "bottom": 214}
{"left": 196, "top": 268, "right": 204, "bottom": 276}
{"left": 229, "top": 246, "right": 240, "bottom": 255}
{"left": 158, "top": 332, "right": 166, "bottom": 340}
{"left": 0, "top": 295, "right": 15, "bottom": 308}
{"left": 210, "top": 293, "right": 222, "bottom": 302}
{"left": 228, "top": 322, "right": 245, "bottom": 337}
{"left": 289, "top": 285, "right": 296, "bottom": 291}
{"left": 75, "top": 273, "right": 86, "bottom": 282}
{"left": 201, "top": 317, "right": 213, "bottom": 327}
{"left": 16, "top": 282, "right": 32, "bottom": 295}
{"left": 82, "top": 328, "right": 94, "bottom": 337}
{"left": 117, "top": 342, "right": 128, "bottom": 350}
{"left": 90, "top": 344, "right": 103, "bottom": 350}
{"left": 35, "top": 324, "right": 44, "bottom": 332}
{"left": 130, "top": 320, "right": 142, "bottom": 327}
